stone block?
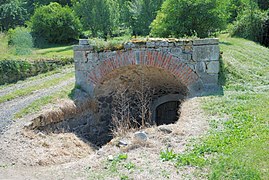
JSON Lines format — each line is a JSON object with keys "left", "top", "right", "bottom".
{"left": 201, "top": 74, "right": 218, "bottom": 85}
{"left": 206, "top": 61, "right": 220, "bottom": 74}
{"left": 124, "top": 42, "right": 135, "bottom": 49}
{"left": 73, "top": 45, "right": 93, "bottom": 51}
{"left": 193, "top": 38, "right": 219, "bottom": 45}
{"left": 146, "top": 42, "right": 155, "bottom": 48}
{"left": 175, "top": 41, "right": 184, "bottom": 46}
{"left": 74, "top": 51, "right": 87, "bottom": 63}
{"left": 170, "top": 47, "right": 183, "bottom": 57}
{"left": 193, "top": 45, "right": 219, "bottom": 61}
{"left": 79, "top": 39, "right": 89, "bottom": 45}
{"left": 195, "top": 61, "right": 206, "bottom": 73}
{"left": 159, "top": 41, "right": 169, "bottom": 47}
{"left": 168, "top": 42, "right": 174, "bottom": 47}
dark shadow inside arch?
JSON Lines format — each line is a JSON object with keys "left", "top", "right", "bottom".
{"left": 156, "top": 101, "right": 181, "bottom": 126}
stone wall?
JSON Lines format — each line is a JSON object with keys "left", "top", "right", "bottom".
{"left": 74, "top": 38, "right": 220, "bottom": 97}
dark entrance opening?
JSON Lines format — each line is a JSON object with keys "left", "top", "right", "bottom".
{"left": 156, "top": 101, "right": 180, "bottom": 125}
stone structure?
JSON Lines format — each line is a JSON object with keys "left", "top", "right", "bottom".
{"left": 74, "top": 38, "right": 220, "bottom": 125}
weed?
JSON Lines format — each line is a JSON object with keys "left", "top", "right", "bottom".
{"left": 120, "top": 175, "right": 129, "bottom": 180}
{"left": 124, "top": 162, "right": 136, "bottom": 170}
{"left": 160, "top": 148, "right": 177, "bottom": 161}
{"left": 107, "top": 154, "right": 128, "bottom": 173}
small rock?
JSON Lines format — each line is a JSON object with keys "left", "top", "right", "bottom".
{"left": 158, "top": 126, "right": 173, "bottom": 134}
{"left": 117, "top": 140, "right": 128, "bottom": 147}
{"left": 133, "top": 131, "right": 148, "bottom": 142}
{"left": 37, "top": 132, "right": 46, "bottom": 138}
{"left": 24, "top": 122, "right": 33, "bottom": 129}
{"left": 108, "top": 155, "right": 114, "bottom": 161}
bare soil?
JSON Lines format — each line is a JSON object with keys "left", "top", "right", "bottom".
{"left": 0, "top": 97, "right": 209, "bottom": 180}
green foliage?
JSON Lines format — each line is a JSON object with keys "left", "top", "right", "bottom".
{"left": 225, "top": 0, "right": 251, "bottom": 23}
{"left": 124, "top": 162, "right": 136, "bottom": 170}
{"left": 7, "top": 27, "right": 33, "bottom": 55}
{"left": 257, "top": 0, "right": 269, "bottom": 10}
{"left": 121, "top": 0, "right": 164, "bottom": 36}
{"left": 230, "top": 8, "right": 269, "bottom": 44}
{"left": 160, "top": 148, "right": 206, "bottom": 167}
{"left": 150, "top": 0, "right": 228, "bottom": 38}
{"left": 30, "top": 2, "right": 81, "bottom": 44}
{"left": 108, "top": 154, "right": 128, "bottom": 173}
{"left": 160, "top": 148, "right": 177, "bottom": 161}
{"left": 88, "top": 36, "right": 130, "bottom": 52}
{"left": 73, "top": 0, "right": 119, "bottom": 38}
{"left": 0, "top": 58, "right": 73, "bottom": 85}
{"left": 73, "top": 0, "right": 164, "bottom": 38}
{"left": 0, "top": 0, "right": 27, "bottom": 31}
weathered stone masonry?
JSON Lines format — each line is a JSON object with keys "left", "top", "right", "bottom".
{"left": 74, "top": 38, "right": 220, "bottom": 98}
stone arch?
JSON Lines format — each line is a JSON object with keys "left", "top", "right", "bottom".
{"left": 86, "top": 50, "right": 200, "bottom": 97}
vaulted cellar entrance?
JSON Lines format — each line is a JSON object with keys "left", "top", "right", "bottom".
{"left": 94, "top": 65, "right": 187, "bottom": 129}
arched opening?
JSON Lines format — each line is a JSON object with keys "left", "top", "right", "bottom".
{"left": 156, "top": 101, "right": 180, "bottom": 126}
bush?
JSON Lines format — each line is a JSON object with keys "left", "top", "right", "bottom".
{"left": 30, "top": 2, "right": 81, "bottom": 44}
{"left": 150, "top": 0, "right": 228, "bottom": 38}
{"left": 230, "top": 9, "right": 269, "bottom": 43}
{"left": 0, "top": 58, "right": 73, "bottom": 85}
{"left": 7, "top": 27, "right": 33, "bottom": 55}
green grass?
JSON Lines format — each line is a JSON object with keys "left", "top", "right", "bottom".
{"left": 0, "top": 71, "right": 74, "bottom": 103}
{"left": 14, "top": 82, "right": 75, "bottom": 118}
{"left": 0, "top": 33, "right": 73, "bottom": 61}
{"left": 161, "top": 35, "right": 269, "bottom": 179}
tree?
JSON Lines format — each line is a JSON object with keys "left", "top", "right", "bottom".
{"left": 257, "top": 0, "right": 269, "bottom": 10}
{"left": 117, "top": 0, "right": 164, "bottom": 36}
{"left": 0, "top": 0, "right": 27, "bottom": 31}
{"left": 30, "top": 2, "right": 81, "bottom": 44}
{"left": 150, "top": 0, "right": 228, "bottom": 38}
{"left": 73, "top": 0, "right": 119, "bottom": 38}
{"left": 230, "top": 8, "right": 268, "bottom": 45}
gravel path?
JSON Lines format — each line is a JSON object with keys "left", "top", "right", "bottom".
{"left": 0, "top": 67, "right": 73, "bottom": 97}
{"left": 0, "top": 69, "right": 75, "bottom": 134}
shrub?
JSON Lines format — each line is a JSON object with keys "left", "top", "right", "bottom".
{"left": 230, "top": 9, "right": 269, "bottom": 44}
{"left": 30, "top": 2, "right": 81, "bottom": 44}
{"left": 0, "top": 58, "right": 73, "bottom": 85}
{"left": 150, "top": 0, "right": 228, "bottom": 38}
{"left": 7, "top": 27, "right": 33, "bottom": 55}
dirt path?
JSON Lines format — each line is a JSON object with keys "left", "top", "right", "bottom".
{"left": 0, "top": 97, "right": 209, "bottom": 180}
{"left": 0, "top": 68, "right": 73, "bottom": 97}
{"left": 0, "top": 67, "right": 75, "bottom": 134}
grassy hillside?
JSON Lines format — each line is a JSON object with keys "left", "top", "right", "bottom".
{"left": 162, "top": 35, "right": 269, "bottom": 179}
{"left": 202, "top": 35, "right": 269, "bottom": 179}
